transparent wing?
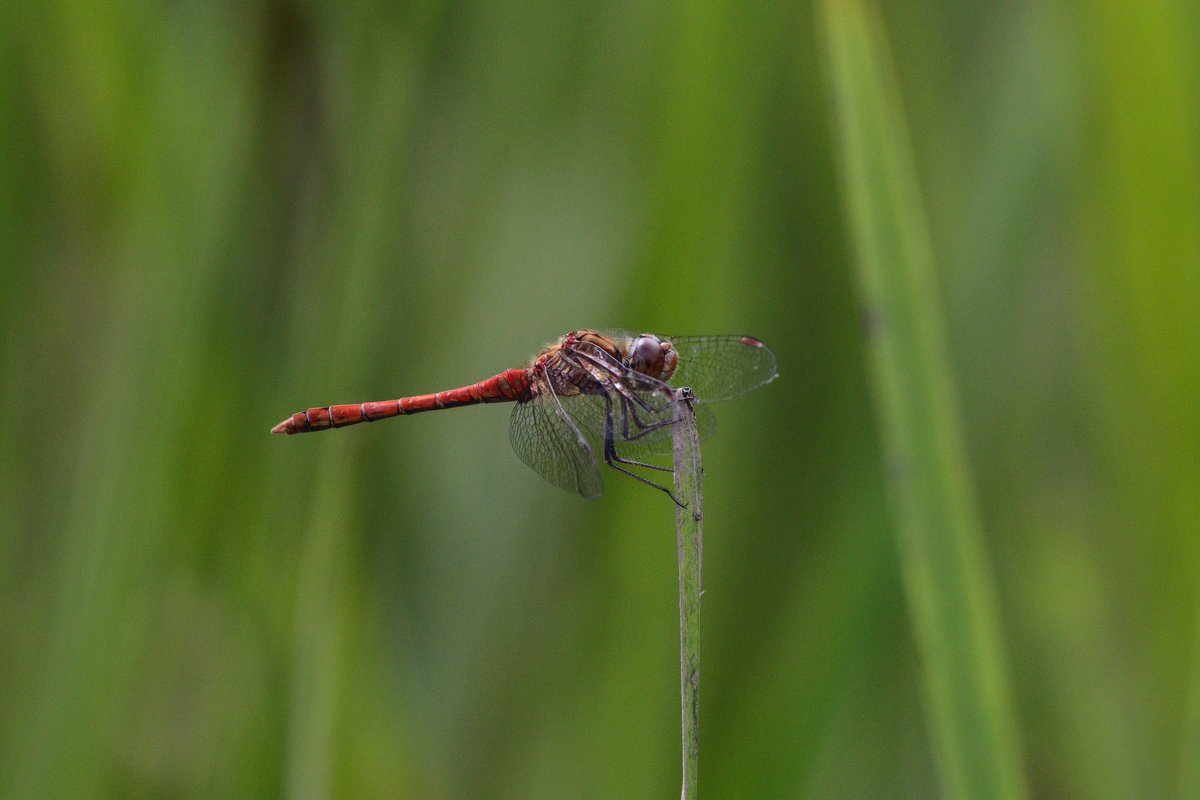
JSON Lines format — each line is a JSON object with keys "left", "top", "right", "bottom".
{"left": 592, "top": 330, "right": 777, "bottom": 403}
{"left": 665, "top": 335, "right": 778, "bottom": 402}
{"left": 560, "top": 392, "right": 717, "bottom": 460}
{"left": 509, "top": 377, "right": 604, "bottom": 499}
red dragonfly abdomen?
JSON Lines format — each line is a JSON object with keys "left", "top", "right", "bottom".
{"left": 271, "top": 368, "right": 532, "bottom": 435}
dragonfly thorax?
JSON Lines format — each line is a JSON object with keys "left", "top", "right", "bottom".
{"left": 567, "top": 330, "right": 679, "bottom": 384}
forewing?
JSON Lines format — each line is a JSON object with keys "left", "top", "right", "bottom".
{"left": 666, "top": 335, "right": 778, "bottom": 402}
{"left": 509, "top": 386, "right": 604, "bottom": 499}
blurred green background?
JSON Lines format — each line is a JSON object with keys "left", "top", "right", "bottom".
{"left": 2, "top": 1, "right": 1197, "bottom": 797}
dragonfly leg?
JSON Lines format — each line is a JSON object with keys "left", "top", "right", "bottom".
{"left": 604, "top": 459, "right": 683, "bottom": 508}
{"left": 604, "top": 396, "right": 684, "bottom": 507}
{"left": 610, "top": 397, "right": 673, "bottom": 472}
{"left": 619, "top": 394, "right": 676, "bottom": 441}
{"left": 613, "top": 395, "right": 675, "bottom": 447}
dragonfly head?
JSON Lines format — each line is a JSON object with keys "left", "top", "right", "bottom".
{"left": 628, "top": 334, "right": 678, "bottom": 382}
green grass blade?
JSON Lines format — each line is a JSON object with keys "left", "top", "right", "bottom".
{"left": 818, "top": 2, "right": 1028, "bottom": 798}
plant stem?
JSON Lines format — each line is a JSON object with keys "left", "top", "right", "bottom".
{"left": 819, "top": 3, "right": 1029, "bottom": 799}
{"left": 673, "top": 388, "right": 703, "bottom": 800}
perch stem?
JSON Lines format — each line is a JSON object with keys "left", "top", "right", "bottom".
{"left": 673, "top": 388, "right": 703, "bottom": 800}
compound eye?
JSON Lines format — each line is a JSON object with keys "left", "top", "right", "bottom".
{"left": 630, "top": 335, "right": 664, "bottom": 375}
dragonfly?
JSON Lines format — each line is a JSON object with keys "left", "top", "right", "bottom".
{"left": 272, "top": 330, "right": 777, "bottom": 504}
